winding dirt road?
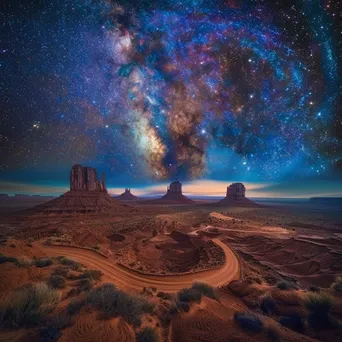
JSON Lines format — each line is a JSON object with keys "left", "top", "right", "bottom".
{"left": 41, "top": 239, "right": 239, "bottom": 292}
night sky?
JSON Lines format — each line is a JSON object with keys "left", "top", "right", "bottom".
{"left": 1, "top": 0, "right": 342, "bottom": 192}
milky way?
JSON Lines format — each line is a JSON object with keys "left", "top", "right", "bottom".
{"left": 1, "top": 0, "right": 341, "bottom": 186}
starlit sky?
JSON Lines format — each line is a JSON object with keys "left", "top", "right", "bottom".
{"left": 1, "top": 0, "right": 342, "bottom": 198}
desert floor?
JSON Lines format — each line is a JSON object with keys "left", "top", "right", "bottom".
{"left": 0, "top": 198, "right": 342, "bottom": 341}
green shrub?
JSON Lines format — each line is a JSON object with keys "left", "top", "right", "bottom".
{"left": 0, "top": 282, "right": 60, "bottom": 327}
{"left": 234, "top": 312, "right": 264, "bottom": 333}
{"left": 192, "top": 282, "right": 218, "bottom": 300}
{"left": 39, "top": 313, "right": 72, "bottom": 342}
{"left": 15, "top": 257, "right": 33, "bottom": 267}
{"left": 67, "top": 299, "right": 85, "bottom": 315}
{"left": 86, "top": 283, "right": 155, "bottom": 326}
{"left": 266, "top": 325, "right": 281, "bottom": 342}
{"left": 308, "top": 285, "right": 320, "bottom": 292}
{"left": 80, "top": 269, "right": 103, "bottom": 280}
{"left": 49, "top": 275, "right": 66, "bottom": 289}
{"left": 331, "top": 276, "right": 342, "bottom": 293}
{"left": 52, "top": 266, "right": 68, "bottom": 278}
{"left": 35, "top": 258, "right": 53, "bottom": 268}
{"left": 78, "top": 278, "right": 93, "bottom": 291}
{"left": 136, "top": 327, "right": 159, "bottom": 342}
{"left": 58, "top": 257, "right": 82, "bottom": 271}
{"left": 175, "top": 300, "right": 190, "bottom": 313}
{"left": 67, "top": 288, "right": 81, "bottom": 298}
{"left": 177, "top": 288, "right": 202, "bottom": 303}
{"left": 259, "top": 292, "right": 276, "bottom": 315}
{"left": 0, "top": 255, "right": 18, "bottom": 264}
{"left": 157, "top": 291, "right": 173, "bottom": 301}
{"left": 304, "top": 292, "right": 337, "bottom": 329}
{"left": 279, "top": 314, "right": 304, "bottom": 332}
{"left": 276, "top": 280, "right": 297, "bottom": 290}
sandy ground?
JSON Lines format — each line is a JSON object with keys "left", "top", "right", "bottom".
{"left": 1, "top": 197, "right": 342, "bottom": 341}
{"left": 39, "top": 238, "right": 239, "bottom": 292}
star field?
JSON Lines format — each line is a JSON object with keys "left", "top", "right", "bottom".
{"left": 1, "top": 0, "right": 341, "bottom": 187}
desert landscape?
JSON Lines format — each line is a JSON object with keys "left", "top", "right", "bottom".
{"left": 2, "top": 0, "right": 342, "bottom": 340}
{"left": 0, "top": 165, "right": 342, "bottom": 342}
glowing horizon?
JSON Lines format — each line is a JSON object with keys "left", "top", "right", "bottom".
{"left": 1, "top": 179, "right": 342, "bottom": 199}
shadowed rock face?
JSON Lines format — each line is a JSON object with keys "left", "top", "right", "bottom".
{"left": 117, "top": 189, "right": 138, "bottom": 201}
{"left": 216, "top": 182, "right": 257, "bottom": 207}
{"left": 70, "top": 165, "right": 107, "bottom": 193}
{"left": 226, "top": 183, "right": 246, "bottom": 198}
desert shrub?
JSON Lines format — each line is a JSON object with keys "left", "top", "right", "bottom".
{"left": 10, "top": 243, "right": 16, "bottom": 248}
{"left": 308, "top": 285, "right": 320, "bottom": 292}
{"left": 35, "top": 257, "right": 53, "bottom": 268}
{"left": 177, "top": 288, "right": 202, "bottom": 303}
{"left": 192, "top": 282, "right": 218, "bottom": 301}
{"left": 80, "top": 269, "right": 103, "bottom": 280}
{"left": 0, "top": 255, "right": 18, "bottom": 264}
{"left": 39, "top": 313, "right": 73, "bottom": 342}
{"left": 175, "top": 300, "right": 190, "bottom": 313}
{"left": 52, "top": 266, "right": 68, "bottom": 278}
{"left": 304, "top": 292, "right": 337, "bottom": 329}
{"left": 58, "top": 257, "right": 82, "bottom": 271}
{"left": 92, "top": 245, "right": 100, "bottom": 250}
{"left": 49, "top": 275, "right": 66, "bottom": 289}
{"left": 67, "top": 299, "right": 85, "bottom": 315}
{"left": 0, "top": 282, "right": 60, "bottom": 327}
{"left": 276, "top": 280, "right": 297, "bottom": 290}
{"left": 86, "top": 283, "right": 155, "bottom": 326}
{"left": 26, "top": 243, "right": 33, "bottom": 247}
{"left": 259, "top": 292, "right": 276, "bottom": 315}
{"left": 331, "top": 276, "right": 342, "bottom": 293}
{"left": 66, "top": 288, "right": 81, "bottom": 298}
{"left": 157, "top": 291, "right": 173, "bottom": 301}
{"left": 15, "top": 256, "right": 33, "bottom": 267}
{"left": 234, "top": 312, "right": 264, "bottom": 333}
{"left": 136, "top": 327, "right": 159, "bottom": 342}
{"left": 78, "top": 278, "right": 93, "bottom": 291}
{"left": 279, "top": 314, "right": 304, "bottom": 332}
{"left": 45, "top": 238, "right": 53, "bottom": 245}
{"left": 266, "top": 325, "right": 281, "bottom": 342}
{"left": 27, "top": 238, "right": 34, "bottom": 243}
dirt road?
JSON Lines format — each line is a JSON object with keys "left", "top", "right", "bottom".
{"left": 41, "top": 239, "right": 239, "bottom": 292}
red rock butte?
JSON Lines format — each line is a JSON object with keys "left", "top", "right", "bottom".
{"left": 117, "top": 188, "right": 138, "bottom": 201}
{"left": 216, "top": 182, "right": 257, "bottom": 207}
{"left": 34, "top": 165, "right": 130, "bottom": 213}
{"left": 160, "top": 181, "right": 193, "bottom": 203}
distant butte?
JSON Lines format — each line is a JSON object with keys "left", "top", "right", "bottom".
{"left": 117, "top": 188, "right": 138, "bottom": 201}
{"left": 159, "top": 181, "right": 193, "bottom": 203}
{"left": 34, "top": 165, "right": 131, "bottom": 214}
{"left": 216, "top": 182, "right": 258, "bottom": 207}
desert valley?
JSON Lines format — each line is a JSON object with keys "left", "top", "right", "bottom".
{"left": 0, "top": 165, "right": 342, "bottom": 342}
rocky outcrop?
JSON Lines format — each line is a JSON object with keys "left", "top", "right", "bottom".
{"left": 159, "top": 181, "right": 193, "bottom": 203}
{"left": 216, "top": 182, "right": 257, "bottom": 207}
{"left": 33, "top": 165, "right": 134, "bottom": 214}
{"left": 226, "top": 183, "right": 245, "bottom": 198}
{"left": 70, "top": 165, "right": 107, "bottom": 193}
{"left": 117, "top": 188, "right": 138, "bottom": 201}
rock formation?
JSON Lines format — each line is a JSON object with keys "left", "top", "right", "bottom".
{"left": 117, "top": 188, "right": 138, "bottom": 201}
{"left": 226, "top": 183, "right": 246, "bottom": 198}
{"left": 216, "top": 182, "right": 257, "bottom": 207}
{"left": 160, "top": 181, "right": 193, "bottom": 203}
{"left": 34, "top": 165, "right": 131, "bottom": 214}
{"left": 70, "top": 165, "right": 107, "bottom": 193}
